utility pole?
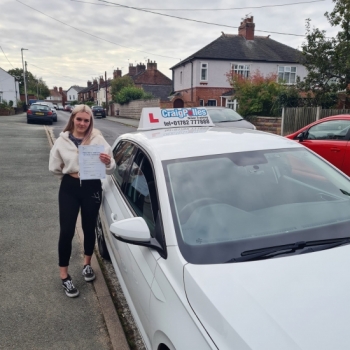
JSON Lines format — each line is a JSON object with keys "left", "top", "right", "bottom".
{"left": 21, "top": 48, "right": 28, "bottom": 107}
{"left": 105, "top": 71, "right": 108, "bottom": 116}
{"left": 25, "top": 61, "right": 28, "bottom": 101}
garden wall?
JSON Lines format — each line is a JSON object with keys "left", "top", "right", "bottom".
{"left": 253, "top": 116, "right": 281, "bottom": 135}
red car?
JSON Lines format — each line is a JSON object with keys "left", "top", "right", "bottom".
{"left": 286, "top": 115, "right": 350, "bottom": 176}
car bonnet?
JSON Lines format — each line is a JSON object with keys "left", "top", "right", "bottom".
{"left": 184, "top": 245, "right": 350, "bottom": 350}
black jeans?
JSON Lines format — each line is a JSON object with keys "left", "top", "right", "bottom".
{"left": 58, "top": 175, "right": 102, "bottom": 267}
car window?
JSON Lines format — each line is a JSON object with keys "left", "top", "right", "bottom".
{"left": 163, "top": 148, "right": 350, "bottom": 264}
{"left": 112, "top": 141, "right": 136, "bottom": 187}
{"left": 31, "top": 105, "right": 50, "bottom": 111}
{"left": 124, "top": 152, "right": 157, "bottom": 237}
{"left": 306, "top": 120, "right": 350, "bottom": 141}
{"left": 207, "top": 108, "right": 243, "bottom": 122}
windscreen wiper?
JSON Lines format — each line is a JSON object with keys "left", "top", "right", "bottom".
{"left": 226, "top": 238, "right": 350, "bottom": 263}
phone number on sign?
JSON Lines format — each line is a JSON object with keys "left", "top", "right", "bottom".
{"left": 164, "top": 118, "right": 210, "bottom": 126}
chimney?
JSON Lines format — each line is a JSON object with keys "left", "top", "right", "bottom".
{"left": 59, "top": 87, "right": 63, "bottom": 93}
{"left": 93, "top": 79, "right": 97, "bottom": 85}
{"left": 113, "top": 68, "right": 122, "bottom": 79}
{"left": 54, "top": 86, "right": 58, "bottom": 91}
{"left": 87, "top": 81, "right": 92, "bottom": 87}
{"left": 147, "top": 59, "right": 157, "bottom": 71}
{"left": 99, "top": 76, "right": 104, "bottom": 85}
{"left": 238, "top": 16, "right": 255, "bottom": 40}
{"left": 128, "top": 64, "right": 136, "bottom": 76}
{"left": 136, "top": 63, "right": 146, "bottom": 74}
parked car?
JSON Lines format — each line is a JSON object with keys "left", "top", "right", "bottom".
{"left": 64, "top": 104, "right": 73, "bottom": 112}
{"left": 286, "top": 115, "right": 350, "bottom": 176}
{"left": 27, "top": 103, "right": 54, "bottom": 125}
{"left": 205, "top": 107, "right": 256, "bottom": 129}
{"left": 98, "top": 107, "right": 350, "bottom": 350}
{"left": 33, "top": 101, "right": 57, "bottom": 122}
{"left": 57, "top": 103, "right": 64, "bottom": 110}
{"left": 92, "top": 105, "right": 106, "bottom": 118}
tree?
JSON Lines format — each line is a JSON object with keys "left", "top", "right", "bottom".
{"left": 300, "top": 0, "right": 350, "bottom": 106}
{"left": 226, "top": 70, "right": 290, "bottom": 117}
{"left": 110, "top": 76, "right": 134, "bottom": 102}
{"left": 115, "top": 86, "right": 153, "bottom": 105}
{"left": 7, "top": 68, "right": 50, "bottom": 99}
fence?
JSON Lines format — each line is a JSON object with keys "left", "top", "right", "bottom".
{"left": 281, "top": 107, "right": 350, "bottom": 135}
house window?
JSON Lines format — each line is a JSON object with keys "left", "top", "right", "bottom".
{"left": 232, "top": 64, "right": 250, "bottom": 78}
{"left": 278, "top": 66, "right": 297, "bottom": 84}
{"left": 199, "top": 99, "right": 204, "bottom": 106}
{"left": 0, "top": 92, "right": 3, "bottom": 103}
{"left": 200, "top": 63, "right": 208, "bottom": 81}
{"left": 69, "top": 95, "right": 71, "bottom": 100}
{"left": 226, "top": 99, "right": 238, "bottom": 111}
{"left": 207, "top": 99, "right": 217, "bottom": 106}
{"left": 180, "top": 71, "right": 183, "bottom": 85}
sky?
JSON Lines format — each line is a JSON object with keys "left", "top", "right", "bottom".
{"left": 0, "top": 0, "right": 339, "bottom": 91}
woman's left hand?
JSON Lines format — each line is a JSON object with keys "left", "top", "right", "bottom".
{"left": 100, "top": 153, "right": 111, "bottom": 166}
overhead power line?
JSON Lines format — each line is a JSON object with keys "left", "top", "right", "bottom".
{"left": 15, "top": 0, "right": 181, "bottom": 60}
{"left": 97, "top": 0, "right": 306, "bottom": 37}
{"left": 0, "top": 46, "right": 14, "bottom": 68}
{"left": 72, "top": 0, "right": 325, "bottom": 11}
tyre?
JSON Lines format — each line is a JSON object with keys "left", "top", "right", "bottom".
{"left": 96, "top": 214, "right": 110, "bottom": 260}
{"left": 27, "top": 119, "right": 31, "bottom": 124}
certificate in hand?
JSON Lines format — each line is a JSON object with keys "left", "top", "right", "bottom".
{"left": 78, "top": 144, "right": 106, "bottom": 180}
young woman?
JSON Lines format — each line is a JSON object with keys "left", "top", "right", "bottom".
{"left": 49, "top": 104, "right": 116, "bottom": 297}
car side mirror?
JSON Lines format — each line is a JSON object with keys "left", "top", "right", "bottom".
{"left": 296, "top": 132, "right": 305, "bottom": 142}
{"left": 110, "top": 217, "right": 151, "bottom": 243}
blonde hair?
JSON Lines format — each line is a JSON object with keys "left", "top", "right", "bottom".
{"left": 63, "top": 104, "right": 94, "bottom": 145}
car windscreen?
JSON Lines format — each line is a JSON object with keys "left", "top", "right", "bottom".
{"left": 207, "top": 108, "right": 243, "bottom": 122}
{"left": 163, "top": 148, "right": 350, "bottom": 264}
{"left": 93, "top": 106, "right": 103, "bottom": 109}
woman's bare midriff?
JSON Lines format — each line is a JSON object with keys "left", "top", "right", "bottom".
{"left": 69, "top": 172, "right": 79, "bottom": 178}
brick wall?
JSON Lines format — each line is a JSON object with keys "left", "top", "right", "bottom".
{"left": 253, "top": 116, "right": 282, "bottom": 135}
{"left": 112, "top": 99, "right": 160, "bottom": 119}
{"left": 176, "top": 87, "right": 232, "bottom": 106}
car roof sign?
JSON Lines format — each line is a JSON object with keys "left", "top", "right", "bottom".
{"left": 137, "top": 107, "right": 215, "bottom": 131}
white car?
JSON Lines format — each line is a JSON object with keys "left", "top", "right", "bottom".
{"left": 98, "top": 107, "right": 350, "bottom": 350}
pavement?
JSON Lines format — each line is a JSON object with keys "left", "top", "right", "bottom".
{"left": 105, "top": 116, "right": 139, "bottom": 128}
{"left": 0, "top": 113, "right": 130, "bottom": 350}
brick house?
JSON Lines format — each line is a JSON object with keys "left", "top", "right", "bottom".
{"left": 170, "top": 16, "right": 307, "bottom": 108}
{"left": 46, "top": 86, "right": 67, "bottom": 106}
{"left": 116, "top": 60, "right": 172, "bottom": 102}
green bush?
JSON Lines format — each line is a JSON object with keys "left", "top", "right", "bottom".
{"left": 115, "top": 87, "right": 145, "bottom": 105}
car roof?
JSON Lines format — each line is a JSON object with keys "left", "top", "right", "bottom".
{"left": 116, "top": 127, "right": 302, "bottom": 161}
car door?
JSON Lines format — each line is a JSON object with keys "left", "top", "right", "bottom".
{"left": 120, "top": 149, "right": 161, "bottom": 343}
{"left": 103, "top": 141, "right": 137, "bottom": 280}
{"left": 302, "top": 119, "right": 350, "bottom": 171}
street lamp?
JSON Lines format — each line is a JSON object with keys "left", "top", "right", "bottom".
{"left": 21, "top": 48, "right": 28, "bottom": 106}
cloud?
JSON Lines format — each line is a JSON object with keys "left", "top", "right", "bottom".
{"left": 0, "top": 0, "right": 335, "bottom": 89}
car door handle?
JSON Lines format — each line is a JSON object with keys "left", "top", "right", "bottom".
{"left": 331, "top": 147, "right": 340, "bottom": 152}
{"left": 111, "top": 213, "right": 118, "bottom": 222}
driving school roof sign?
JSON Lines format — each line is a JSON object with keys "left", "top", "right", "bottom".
{"left": 137, "top": 107, "right": 215, "bottom": 131}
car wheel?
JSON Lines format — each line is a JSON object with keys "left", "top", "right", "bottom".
{"left": 49, "top": 120, "right": 53, "bottom": 125}
{"left": 27, "top": 119, "right": 31, "bottom": 124}
{"left": 96, "top": 214, "right": 110, "bottom": 260}
{"left": 54, "top": 117, "right": 57, "bottom": 122}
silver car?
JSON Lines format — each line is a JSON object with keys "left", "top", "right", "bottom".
{"left": 205, "top": 107, "right": 255, "bottom": 130}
